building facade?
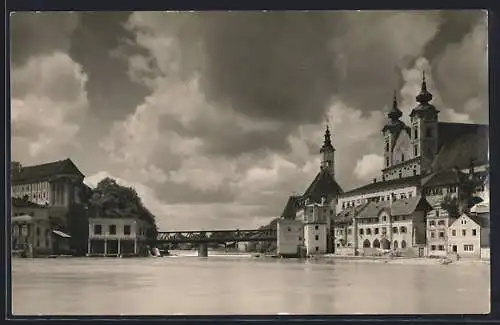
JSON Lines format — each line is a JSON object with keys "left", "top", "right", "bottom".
{"left": 448, "top": 214, "right": 483, "bottom": 258}
{"left": 277, "top": 219, "right": 303, "bottom": 257}
{"left": 11, "top": 197, "right": 71, "bottom": 256}
{"left": 11, "top": 159, "right": 91, "bottom": 255}
{"left": 87, "top": 217, "right": 152, "bottom": 256}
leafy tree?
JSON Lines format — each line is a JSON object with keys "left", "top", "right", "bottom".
{"left": 440, "top": 172, "right": 484, "bottom": 217}
{"left": 88, "top": 177, "right": 158, "bottom": 237}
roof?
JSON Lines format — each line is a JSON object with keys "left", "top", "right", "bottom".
{"left": 423, "top": 169, "right": 467, "bottom": 187}
{"left": 335, "top": 203, "right": 370, "bottom": 223}
{"left": 302, "top": 169, "right": 343, "bottom": 203}
{"left": 453, "top": 213, "right": 490, "bottom": 228}
{"left": 280, "top": 196, "right": 301, "bottom": 219}
{"left": 432, "top": 123, "right": 489, "bottom": 172}
{"left": 341, "top": 175, "right": 422, "bottom": 197}
{"left": 357, "top": 196, "right": 431, "bottom": 218}
{"left": 11, "top": 197, "right": 48, "bottom": 208}
{"left": 12, "top": 158, "right": 85, "bottom": 183}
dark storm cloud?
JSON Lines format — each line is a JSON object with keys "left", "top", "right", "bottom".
{"left": 10, "top": 12, "right": 79, "bottom": 65}
{"left": 197, "top": 12, "right": 340, "bottom": 124}
{"left": 69, "top": 12, "right": 151, "bottom": 122}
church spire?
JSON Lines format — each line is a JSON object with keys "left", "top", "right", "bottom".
{"left": 320, "top": 125, "right": 334, "bottom": 153}
{"left": 388, "top": 90, "right": 402, "bottom": 121}
{"left": 416, "top": 71, "right": 433, "bottom": 104}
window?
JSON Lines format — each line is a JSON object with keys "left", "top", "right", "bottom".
{"left": 348, "top": 229, "right": 352, "bottom": 235}
{"left": 124, "top": 225, "right": 131, "bottom": 235}
{"left": 298, "top": 236, "right": 302, "bottom": 241}
{"left": 462, "top": 229, "right": 466, "bottom": 236}
{"left": 414, "top": 145, "right": 418, "bottom": 157}
{"left": 342, "top": 203, "right": 345, "bottom": 209}
{"left": 315, "top": 246, "right": 319, "bottom": 252}
{"left": 464, "top": 245, "right": 474, "bottom": 252}
{"left": 315, "top": 225, "right": 319, "bottom": 230}
{"left": 439, "top": 232, "right": 445, "bottom": 238}
{"left": 452, "top": 230, "right": 456, "bottom": 236}
{"left": 438, "top": 220, "right": 445, "bottom": 226}
{"left": 94, "top": 224, "right": 102, "bottom": 235}
{"left": 374, "top": 228, "right": 379, "bottom": 235}
{"left": 287, "top": 227, "right": 291, "bottom": 232}
{"left": 399, "top": 171, "right": 402, "bottom": 178}
{"left": 414, "top": 128, "right": 418, "bottom": 139}
{"left": 315, "top": 235, "right": 319, "bottom": 241}
{"left": 386, "top": 157, "right": 390, "bottom": 167}
{"left": 366, "top": 228, "right": 371, "bottom": 235}
{"left": 408, "top": 192, "right": 413, "bottom": 198}
{"left": 109, "top": 225, "right": 116, "bottom": 235}
{"left": 359, "top": 229, "right": 364, "bottom": 235}
{"left": 382, "top": 216, "right": 387, "bottom": 222}
{"left": 472, "top": 229, "right": 477, "bottom": 236}
{"left": 392, "top": 227, "right": 398, "bottom": 234}
{"left": 438, "top": 245, "right": 444, "bottom": 251}
{"left": 430, "top": 231, "right": 435, "bottom": 238}
{"left": 429, "top": 220, "right": 435, "bottom": 226}
{"left": 431, "top": 245, "right": 436, "bottom": 251}
{"left": 401, "top": 154, "right": 405, "bottom": 162}
{"left": 385, "top": 142, "right": 389, "bottom": 152}
{"left": 400, "top": 226, "right": 407, "bottom": 233}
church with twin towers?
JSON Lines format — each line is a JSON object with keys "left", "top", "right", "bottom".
{"left": 278, "top": 72, "right": 489, "bottom": 258}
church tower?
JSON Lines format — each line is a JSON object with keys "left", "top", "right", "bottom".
{"left": 382, "top": 91, "right": 406, "bottom": 175}
{"left": 320, "top": 125, "right": 335, "bottom": 176}
{"left": 410, "top": 72, "right": 439, "bottom": 175}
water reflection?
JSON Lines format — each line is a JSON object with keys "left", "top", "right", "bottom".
{"left": 11, "top": 257, "right": 490, "bottom": 315}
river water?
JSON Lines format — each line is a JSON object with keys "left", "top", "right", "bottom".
{"left": 11, "top": 253, "right": 490, "bottom": 315}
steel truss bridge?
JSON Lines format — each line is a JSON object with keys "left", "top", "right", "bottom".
{"left": 151, "top": 229, "right": 277, "bottom": 244}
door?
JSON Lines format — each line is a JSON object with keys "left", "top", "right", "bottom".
{"left": 452, "top": 245, "right": 457, "bottom": 253}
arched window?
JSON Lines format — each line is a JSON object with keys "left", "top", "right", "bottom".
{"left": 392, "top": 226, "right": 398, "bottom": 234}
{"left": 373, "top": 239, "right": 380, "bottom": 248}
{"left": 401, "top": 240, "right": 407, "bottom": 249}
{"left": 400, "top": 226, "right": 407, "bottom": 233}
{"left": 394, "top": 240, "right": 398, "bottom": 249}
{"left": 363, "top": 239, "right": 371, "bottom": 248}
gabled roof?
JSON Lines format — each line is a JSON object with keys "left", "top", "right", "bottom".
{"left": 432, "top": 123, "right": 489, "bottom": 172}
{"left": 451, "top": 213, "right": 490, "bottom": 228}
{"left": 356, "top": 196, "right": 431, "bottom": 219}
{"left": 341, "top": 175, "right": 422, "bottom": 197}
{"left": 12, "top": 158, "right": 85, "bottom": 183}
{"left": 302, "top": 169, "right": 343, "bottom": 203}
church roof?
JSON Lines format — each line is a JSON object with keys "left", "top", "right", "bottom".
{"left": 302, "top": 168, "right": 343, "bottom": 203}
{"left": 341, "top": 175, "right": 423, "bottom": 197}
{"left": 432, "top": 123, "right": 489, "bottom": 172}
{"left": 280, "top": 195, "right": 301, "bottom": 219}
{"left": 12, "top": 158, "right": 85, "bottom": 183}
{"left": 422, "top": 169, "right": 467, "bottom": 187}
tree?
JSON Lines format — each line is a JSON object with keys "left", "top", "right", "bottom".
{"left": 440, "top": 172, "right": 484, "bottom": 218}
{"left": 88, "top": 177, "right": 158, "bottom": 237}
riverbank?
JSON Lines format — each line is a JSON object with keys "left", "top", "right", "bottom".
{"left": 314, "top": 254, "right": 490, "bottom": 265}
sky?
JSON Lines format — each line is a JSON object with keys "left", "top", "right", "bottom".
{"left": 10, "top": 10, "right": 488, "bottom": 231}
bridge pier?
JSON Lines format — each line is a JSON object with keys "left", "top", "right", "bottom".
{"left": 198, "top": 243, "right": 208, "bottom": 257}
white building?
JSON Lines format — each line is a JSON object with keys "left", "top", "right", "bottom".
{"left": 277, "top": 219, "right": 303, "bottom": 257}
{"left": 448, "top": 213, "right": 489, "bottom": 259}
{"left": 87, "top": 217, "right": 152, "bottom": 256}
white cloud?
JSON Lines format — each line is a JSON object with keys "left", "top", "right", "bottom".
{"left": 11, "top": 52, "right": 89, "bottom": 162}
{"left": 353, "top": 154, "right": 384, "bottom": 181}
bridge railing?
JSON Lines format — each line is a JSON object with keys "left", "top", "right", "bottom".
{"left": 153, "top": 229, "right": 277, "bottom": 243}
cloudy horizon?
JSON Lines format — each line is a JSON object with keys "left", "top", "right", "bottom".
{"left": 10, "top": 10, "right": 488, "bottom": 231}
